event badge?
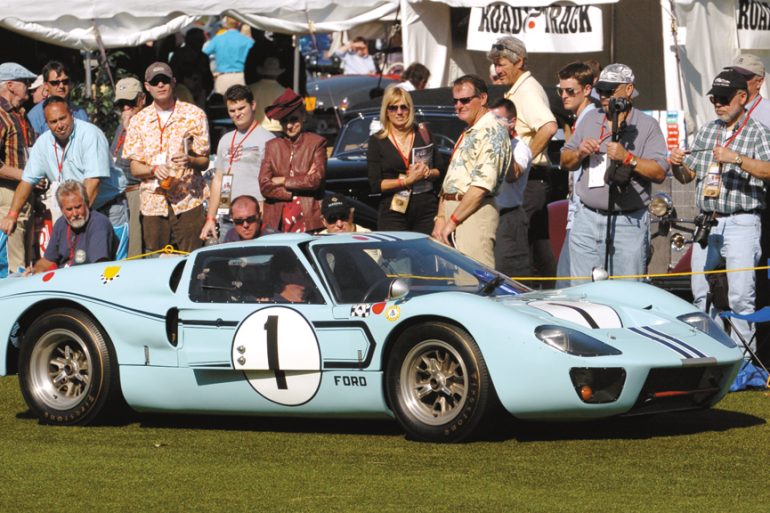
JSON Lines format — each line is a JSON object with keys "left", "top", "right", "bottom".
{"left": 588, "top": 153, "right": 607, "bottom": 188}
{"left": 390, "top": 174, "right": 411, "bottom": 213}
{"left": 703, "top": 163, "right": 721, "bottom": 198}
{"left": 151, "top": 152, "right": 167, "bottom": 166}
{"left": 219, "top": 174, "right": 234, "bottom": 213}
{"left": 74, "top": 249, "right": 87, "bottom": 265}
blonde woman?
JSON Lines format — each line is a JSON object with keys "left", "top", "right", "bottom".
{"left": 366, "top": 87, "right": 443, "bottom": 234}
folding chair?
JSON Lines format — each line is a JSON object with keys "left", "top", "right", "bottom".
{"left": 719, "top": 307, "right": 770, "bottom": 387}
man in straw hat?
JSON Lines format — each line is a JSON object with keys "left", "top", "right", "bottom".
{"left": 249, "top": 57, "right": 287, "bottom": 133}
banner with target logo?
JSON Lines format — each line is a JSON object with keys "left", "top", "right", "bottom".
{"left": 467, "top": 4, "right": 603, "bottom": 53}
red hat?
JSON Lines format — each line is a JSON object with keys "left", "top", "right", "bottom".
{"left": 265, "top": 88, "right": 305, "bottom": 121}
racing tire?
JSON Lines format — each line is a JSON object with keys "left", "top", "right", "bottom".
{"left": 386, "top": 322, "right": 494, "bottom": 442}
{"left": 18, "top": 308, "right": 121, "bottom": 425}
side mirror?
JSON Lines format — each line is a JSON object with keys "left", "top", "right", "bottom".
{"left": 591, "top": 267, "right": 609, "bottom": 282}
{"left": 389, "top": 278, "right": 410, "bottom": 300}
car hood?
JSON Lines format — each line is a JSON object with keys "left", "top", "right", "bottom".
{"left": 493, "top": 281, "right": 701, "bottom": 331}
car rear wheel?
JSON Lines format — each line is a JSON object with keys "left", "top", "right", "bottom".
{"left": 18, "top": 308, "right": 120, "bottom": 425}
{"left": 386, "top": 322, "right": 493, "bottom": 442}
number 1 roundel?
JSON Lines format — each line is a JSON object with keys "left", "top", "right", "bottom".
{"left": 231, "top": 306, "right": 321, "bottom": 406}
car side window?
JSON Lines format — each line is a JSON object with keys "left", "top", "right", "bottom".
{"left": 189, "top": 247, "right": 324, "bottom": 304}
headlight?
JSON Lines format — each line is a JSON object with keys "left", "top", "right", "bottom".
{"left": 677, "top": 312, "right": 737, "bottom": 348}
{"left": 535, "top": 325, "right": 622, "bottom": 357}
{"left": 649, "top": 192, "right": 673, "bottom": 218}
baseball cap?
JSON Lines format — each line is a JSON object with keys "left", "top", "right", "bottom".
{"left": 144, "top": 62, "right": 173, "bottom": 82}
{"left": 322, "top": 195, "right": 352, "bottom": 220}
{"left": 595, "top": 63, "right": 639, "bottom": 98}
{"left": 29, "top": 74, "right": 44, "bottom": 90}
{"left": 708, "top": 69, "right": 748, "bottom": 96}
{"left": 0, "top": 62, "right": 37, "bottom": 82}
{"left": 114, "top": 77, "right": 143, "bottom": 101}
{"left": 728, "top": 53, "right": 765, "bottom": 77}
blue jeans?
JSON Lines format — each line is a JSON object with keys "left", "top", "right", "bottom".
{"left": 690, "top": 212, "right": 761, "bottom": 351}
{"left": 569, "top": 205, "right": 649, "bottom": 285}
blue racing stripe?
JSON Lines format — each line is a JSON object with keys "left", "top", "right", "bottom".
{"left": 644, "top": 326, "right": 707, "bottom": 358}
{"left": 629, "top": 327, "right": 693, "bottom": 358}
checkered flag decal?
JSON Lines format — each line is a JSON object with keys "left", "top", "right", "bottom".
{"left": 350, "top": 304, "right": 371, "bottom": 317}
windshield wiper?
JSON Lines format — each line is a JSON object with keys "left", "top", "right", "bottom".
{"left": 478, "top": 275, "right": 504, "bottom": 296}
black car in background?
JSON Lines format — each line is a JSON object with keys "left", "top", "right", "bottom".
{"left": 325, "top": 85, "right": 570, "bottom": 208}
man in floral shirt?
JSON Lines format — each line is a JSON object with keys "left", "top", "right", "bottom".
{"left": 123, "top": 62, "right": 210, "bottom": 253}
{"left": 432, "top": 74, "right": 511, "bottom": 268}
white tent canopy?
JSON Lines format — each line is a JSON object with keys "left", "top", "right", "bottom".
{"left": 0, "top": 1, "right": 399, "bottom": 50}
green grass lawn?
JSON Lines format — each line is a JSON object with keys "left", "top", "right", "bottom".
{"left": 1, "top": 375, "right": 768, "bottom": 513}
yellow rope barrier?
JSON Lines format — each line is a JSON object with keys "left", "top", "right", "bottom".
{"left": 386, "top": 265, "right": 770, "bottom": 283}
{"left": 509, "top": 265, "right": 770, "bottom": 282}
{"left": 124, "top": 244, "right": 189, "bottom": 260}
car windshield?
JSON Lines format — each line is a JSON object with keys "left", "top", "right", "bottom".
{"left": 312, "top": 237, "right": 528, "bottom": 304}
{"left": 332, "top": 113, "right": 467, "bottom": 158}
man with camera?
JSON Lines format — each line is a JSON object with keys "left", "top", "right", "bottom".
{"left": 560, "top": 64, "right": 668, "bottom": 284}
{"left": 669, "top": 69, "right": 770, "bottom": 349}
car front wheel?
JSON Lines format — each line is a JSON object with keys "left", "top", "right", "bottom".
{"left": 18, "top": 308, "right": 120, "bottom": 425}
{"left": 386, "top": 322, "right": 494, "bottom": 442}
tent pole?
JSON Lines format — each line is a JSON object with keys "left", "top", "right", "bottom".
{"left": 83, "top": 51, "right": 93, "bottom": 99}
{"left": 609, "top": 3, "right": 616, "bottom": 63}
{"left": 293, "top": 34, "right": 300, "bottom": 93}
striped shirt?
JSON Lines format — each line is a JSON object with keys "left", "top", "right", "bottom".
{"left": 684, "top": 116, "right": 770, "bottom": 213}
{"left": 0, "top": 97, "right": 31, "bottom": 171}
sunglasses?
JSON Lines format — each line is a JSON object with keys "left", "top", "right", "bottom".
{"left": 115, "top": 100, "right": 137, "bottom": 110}
{"left": 709, "top": 92, "right": 737, "bottom": 106}
{"left": 325, "top": 213, "right": 349, "bottom": 224}
{"left": 281, "top": 115, "right": 302, "bottom": 124}
{"left": 596, "top": 84, "right": 622, "bottom": 98}
{"left": 556, "top": 86, "right": 579, "bottom": 97}
{"left": 387, "top": 104, "right": 409, "bottom": 113}
{"left": 148, "top": 76, "right": 172, "bottom": 86}
{"left": 233, "top": 215, "right": 258, "bottom": 226}
{"left": 47, "top": 78, "right": 70, "bottom": 87}
{"left": 453, "top": 95, "right": 478, "bottom": 105}
{"left": 491, "top": 44, "right": 508, "bottom": 52}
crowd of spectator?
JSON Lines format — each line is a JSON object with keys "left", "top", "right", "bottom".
{"left": 2, "top": 25, "right": 768, "bottom": 351}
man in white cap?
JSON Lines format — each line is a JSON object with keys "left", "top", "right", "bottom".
{"left": 28, "top": 75, "right": 47, "bottom": 105}
{"left": 487, "top": 36, "right": 557, "bottom": 287}
{"left": 0, "top": 62, "right": 37, "bottom": 275}
{"left": 248, "top": 57, "right": 287, "bottom": 133}
{"left": 727, "top": 53, "right": 770, "bottom": 129}
{"left": 560, "top": 63, "right": 668, "bottom": 284}
{"left": 112, "top": 77, "right": 146, "bottom": 257}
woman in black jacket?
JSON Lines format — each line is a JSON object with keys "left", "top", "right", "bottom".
{"left": 367, "top": 87, "right": 443, "bottom": 234}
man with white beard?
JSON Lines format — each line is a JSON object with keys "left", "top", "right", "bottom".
{"left": 28, "top": 180, "right": 115, "bottom": 274}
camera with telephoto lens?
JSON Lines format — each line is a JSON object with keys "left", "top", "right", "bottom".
{"left": 692, "top": 211, "right": 717, "bottom": 248}
{"left": 607, "top": 97, "right": 632, "bottom": 114}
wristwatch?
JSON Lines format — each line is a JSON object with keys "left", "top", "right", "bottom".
{"left": 629, "top": 155, "right": 638, "bottom": 168}
{"left": 734, "top": 154, "right": 744, "bottom": 167}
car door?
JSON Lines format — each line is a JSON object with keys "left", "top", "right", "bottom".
{"left": 175, "top": 243, "right": 378, "bottom": 411}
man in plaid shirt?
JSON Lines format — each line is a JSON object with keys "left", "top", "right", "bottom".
{"left": 670, "top": 69, "right": 770, "bottom": 350}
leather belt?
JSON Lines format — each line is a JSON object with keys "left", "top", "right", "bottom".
{"left": 441, "top": 192, "right": 464, "bottom": 201}
{"left": 582, "top": 204, "right": 641, "bottom": 216}
{"left": 124, "top": 184, "right": 141, "bottom": 193}
{"left": 713, "top": 209, "right": 761, "bottom": 218}
{"left": 499, "top": 205, "right": 521, "bottom": 216}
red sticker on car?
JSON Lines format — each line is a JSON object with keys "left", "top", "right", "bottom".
{"left": 42, "top": 272, "right": 54, "bottom": 282}
{"left": 372, "top": 302, "right": 386, "bottom": 315}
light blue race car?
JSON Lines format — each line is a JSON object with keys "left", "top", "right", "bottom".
{"left": 0, "top": 232, "right": 742, "bottom": 442}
